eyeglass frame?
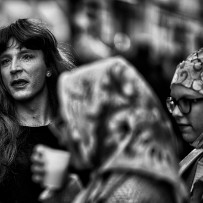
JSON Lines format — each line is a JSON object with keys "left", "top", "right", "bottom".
{"left": 166, "top": 96, "right": 203, "bottom": 115}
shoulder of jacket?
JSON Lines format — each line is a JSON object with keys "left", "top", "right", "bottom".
{"left": 179, "top": 148, "right": 203, "bottom": 175}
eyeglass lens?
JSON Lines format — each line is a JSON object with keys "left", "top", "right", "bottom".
{"left": 166, "top": 98, "right": 190, "bottom": 114}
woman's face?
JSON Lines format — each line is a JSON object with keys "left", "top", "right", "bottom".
{"left": 170, "top": 84, "right": 203, "bottom": 144}
{"left": 0, "top": 38, "right": 48, "bottom": 101}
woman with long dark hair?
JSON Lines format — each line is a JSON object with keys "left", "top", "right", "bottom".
{"left": 0, "top": 18, "right": 80, "bottom": 203}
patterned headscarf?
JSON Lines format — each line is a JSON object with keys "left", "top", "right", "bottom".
{"left": 171, "top": 48, "right": 203, "bottom": 94}
{"left": 54, "top": 57, "right": 187, "bottom": 203}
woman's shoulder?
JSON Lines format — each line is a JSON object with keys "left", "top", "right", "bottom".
{"left": 179, "top": 148, "right": 203, "bottom": 176}
{"left": 104, "top": 174, "right": 176, "bottom": 203}
{"left": 78, "top": 173, "right": 180, "bottom": 203}
{"left": 179, "top": 148, "right": 203, "bottom": 197}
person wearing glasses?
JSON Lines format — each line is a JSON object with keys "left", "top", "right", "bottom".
{"left": 166, "top": 48, "right": 203, "bottom": 202}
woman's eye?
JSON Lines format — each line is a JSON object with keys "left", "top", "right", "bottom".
{"left": 180, "top": 98, "right": 189, "bottom": 104}
{"left": 22, "top": 54, "right": 34, "bottom": 60}
{"left": 0, "top": 58, "right": 10, "bottom": 67}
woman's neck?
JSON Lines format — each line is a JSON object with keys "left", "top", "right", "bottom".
{"left": 15, "top": 92, "right": 53, "bottom": 127}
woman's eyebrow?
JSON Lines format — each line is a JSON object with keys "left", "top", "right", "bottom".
{"left": 19, "top": 49, "right": 33, "bottom": 54}
{"left": 0, "top": 48, "right": 34, "bottom": 59}
{"left": 0, "top": 52, "right": 10, "bottom": 59}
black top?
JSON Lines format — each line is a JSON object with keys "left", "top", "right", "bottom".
{"left": 0, "top": 125, "right": 65, "bottom": 203}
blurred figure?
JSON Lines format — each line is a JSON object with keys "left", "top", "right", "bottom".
{"left": 70, "top": 0, "right": 113, "bottom": 65}
{"left": 36, "top": 57, "right": 187, "bottom": 202}
{"left": 0, "top": 18, "right": 80, "bottom": 203}
{"left": 167, "top": 48, "right": 203, "bottom": 203}
{"left": 0, "top": 0, "right": 71, "bottom": 42}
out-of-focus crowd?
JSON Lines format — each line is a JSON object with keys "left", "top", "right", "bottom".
{"left": 1, "top": 1, "right": 203, "bottom": 203}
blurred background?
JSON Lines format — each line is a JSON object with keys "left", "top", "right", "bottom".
{"left": 1, "top": 0, "right": 201, "bottom": 158}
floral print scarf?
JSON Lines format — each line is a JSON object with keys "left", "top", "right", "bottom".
{"left": 54, "top": 57, "right": 187, "bottom": 203}
{"left": 171, "top": 48, "right": 203, "bottom": 95}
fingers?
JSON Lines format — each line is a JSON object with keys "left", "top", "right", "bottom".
{"left": 32, "top": 172, "right": 45, "bottom": 184}
{"left": 31, "top": 163, "right": 45, "bottom": 174}
{"left": 31, "top": 144, "right": 70, "bottom": 189}
{"left": 31, "top": 144, "right": 46, "bottom": 184}
{"left": 31, "top": 144, "right": 46, "bottom": 165}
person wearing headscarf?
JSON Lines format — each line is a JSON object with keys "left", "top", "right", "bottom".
{"left": 33, "top": 56, "right": 187, "bottom": 203}
{"left": 167, "top": 48, "right": 203, "bottom": 202}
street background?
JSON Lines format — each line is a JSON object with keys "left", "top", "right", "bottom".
{"left": 1, "top": 0, "right": 201, "bottom": 158}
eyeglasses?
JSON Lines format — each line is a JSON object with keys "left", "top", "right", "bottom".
{"left": 166, "top": 97, "right": 203, "bottom": 114}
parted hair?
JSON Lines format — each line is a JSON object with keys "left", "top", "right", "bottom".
{"left": 0, "top": 18, "right": 75, "bottom": 180}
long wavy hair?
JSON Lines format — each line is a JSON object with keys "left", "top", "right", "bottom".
{"left": 0, "top": 18, "right": 75, "bottom": 180}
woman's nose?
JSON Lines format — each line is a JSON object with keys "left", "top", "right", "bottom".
{"left": 10, "top": 58, "right": 22, "bottom": 74}
{"left": 172, "top": 105, "right": 183, "bottom": 117}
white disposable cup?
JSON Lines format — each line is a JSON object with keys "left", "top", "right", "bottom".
{"left": 37, "top": 147, "right": 71, "bottom": 201}
{"left": 42, "top": 148, "right": 70, "bottom": 189}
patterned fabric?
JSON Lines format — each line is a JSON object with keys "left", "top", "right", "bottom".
{"left": 97, "top": 173, "right": 180, "bottom": 203}
{"left": 171, "top": 48, "right": 203, "bottom": 95}
{"left": 54, "top": 57, "right": 187, "bottom": 203}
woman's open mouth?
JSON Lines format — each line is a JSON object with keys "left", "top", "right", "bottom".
{"left": 11, "top": 79, "right": 28, "bottom": 88}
